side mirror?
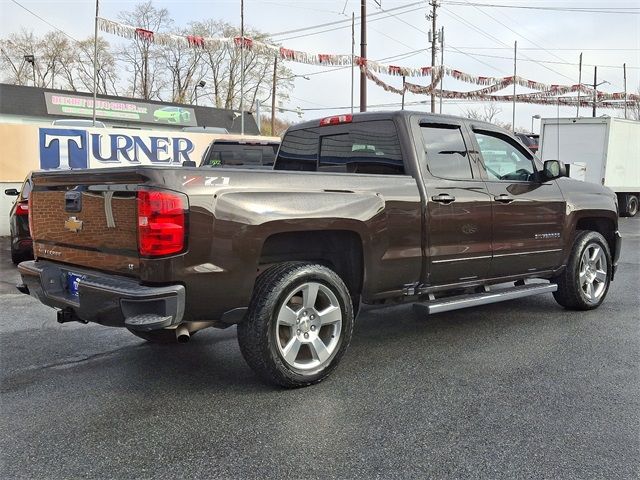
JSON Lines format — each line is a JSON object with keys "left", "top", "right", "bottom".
{"left": 4, "top": 188, "right": 19, "bottom": 196}
{"left": 182, "top": 160, "right": 197, "bottom": 167}
{"left": 543, "top": 160, "right": 566, "bottom": 180}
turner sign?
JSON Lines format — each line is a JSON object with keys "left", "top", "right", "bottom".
{"left": 39, "top": 128, "right": 196, "bottom": 169}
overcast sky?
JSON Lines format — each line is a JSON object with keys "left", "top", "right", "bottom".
{"left": 1, "top": 0, "right": 639, "bottom": 130}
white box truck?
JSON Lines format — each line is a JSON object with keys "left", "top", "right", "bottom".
{"left": 539, "top": 117, "right": 640, "bottom": 217}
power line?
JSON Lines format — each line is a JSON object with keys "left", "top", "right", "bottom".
{"left": 449, "top": 47, "right": 640, "bottom": 51}
{"left": 9, "top": 0, "right": 80, "bottom": 43}
{"left": 441, "top": 5, "right": 576, "bottom": 83}
{"left": 270, "top": 1, "right": 424, "bottom": 37}
{"left": 296, "top": 48, "right": 429, "bottom": 78}
{"left": 276, "top": 5, "right": 427, "bottom": 42}
{"left": 441, "top": 1, "right": 640, "bottom": 15}
{"left": 459, "top": 0, "right": 574, "bottom": 68}
{"left": 445, "top": 48, "right": 640, "bottom": 71}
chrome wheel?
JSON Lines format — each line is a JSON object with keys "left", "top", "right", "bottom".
{"left": 275, "top": 282, "right": 343, "bottom": 373}
{"left": 579, "top": 242, "right": 608, "bottom": 303}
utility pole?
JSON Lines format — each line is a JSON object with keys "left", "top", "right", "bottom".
{"left": 360, "top": 0, "right": 367, "bottom": 112}
{"left": 351, "top": 12, "right": 355, "bottom": 115}
{"left": 592, "top": 66, "right": 597, "bottom": 118}
{"left": 92, "top": 0, "right": 99, "bottom": 126}
{"left": 439, "top": 26, "right": 444, "bottom": 114}
{"left": 240, "top": 0, "right": 245, "bottom": 135}
{"left": 429, "top": 0, "right": 438, "bottom": 113}
{"left": 512, "top": 41, "right": 517, "bottom": 131}
{"left": 271, "top": 56, "right": 277, "bottom": 135}
{"left": 576, "top": 52, "right": 582, "bottom": 117}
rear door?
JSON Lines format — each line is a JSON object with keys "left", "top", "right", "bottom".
{"left": 418, "top": 119, "right": 493, "bottom": 286}
{"left": 470, "top": 127, "right": 566, "bottom": 277}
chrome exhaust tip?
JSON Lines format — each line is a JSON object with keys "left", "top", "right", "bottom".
{"left": 176, "top": 325, "right": 190, "bottom": 343}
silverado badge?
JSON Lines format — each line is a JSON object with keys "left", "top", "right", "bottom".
{"left": 64, "top": 216, "right": 83, "bottom": 233}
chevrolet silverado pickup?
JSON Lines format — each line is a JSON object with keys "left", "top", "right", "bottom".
{"left": 17, "top": 111, "right": 622, "bottom": 387}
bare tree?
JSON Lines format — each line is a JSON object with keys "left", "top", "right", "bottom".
{"left": 117, "top": 0, "right": 172, "bottom": 100}
{"left": 259, "top": 114, "right": 292, "bottom": 136}
{"left": 0, "top": 29, "right": 72, "bottom": 88}
{"left": 190, "top": 20, "right": 293, "bottom": 111}
{"left": 72, "top": 37, "right": 119, "bottom": 95}
{"left": 464, "top": 103, "right": 502, "bottom": 123}
{"left": 161, "top": 27, "right": 207, "bottom": 103}
{"left": 1, "top": 1, "right": 298, "bottom": 113}
{"left": 0, "top": 30, "right": 37, "bottom": 85}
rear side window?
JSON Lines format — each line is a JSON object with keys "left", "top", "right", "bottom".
{"left": 276, "top": 120, "right": 405, "bottom": 175}
{"left": 276, "top": 129, "right": 318, "bottom": 171}
{"left": 319, "top": 121, "right": 404, "bottom": 175}
{"left": 421, "top": 124, "right": 472, "bottom": 179}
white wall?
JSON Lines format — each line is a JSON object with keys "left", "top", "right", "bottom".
{"left": 1, "top": 182, "right": 22, "bottom": 237}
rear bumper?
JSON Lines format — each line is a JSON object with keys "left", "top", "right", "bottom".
{"left": 17, "top": 260, "right": 185, "bottom": 329}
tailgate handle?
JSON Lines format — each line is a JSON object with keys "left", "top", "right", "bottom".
{"left": 65, "top": 191, "right": 82, "bottom": 212}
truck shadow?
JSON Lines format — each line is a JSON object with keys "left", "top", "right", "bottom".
{"left": 1, "top": 282, "right": 628, "bottom": 396}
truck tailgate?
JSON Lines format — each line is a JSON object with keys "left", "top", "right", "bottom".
{"left": 30, "top": 171, "right": 142, "bottom": 276}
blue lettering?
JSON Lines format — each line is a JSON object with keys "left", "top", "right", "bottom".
{"left": 133, "top": 137, "right": 154, "bottom": 163}
{"left": 173, "top": 138, "right": 194, "bottom": 162}
{"left": 113, "top": 135, "right": 135, "bottom": 162}
{"left": 149, "top": 137, "right": 171, "bottom": 163}
{"left": 91, "top": 134, "right": 135, "bottom": 163}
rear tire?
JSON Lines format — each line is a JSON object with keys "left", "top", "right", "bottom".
{"left": 553, "top": 231, "right": 612, "bottom": 310}
{"left": 237, "top": 262, "right": 354, "bottom": 388}
{"left": 625, "top": 194, "right": 638, "bottom": 217}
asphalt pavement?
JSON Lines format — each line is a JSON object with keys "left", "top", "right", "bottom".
{"left": 1, "top": 217, "right": 638, "bottom": 479}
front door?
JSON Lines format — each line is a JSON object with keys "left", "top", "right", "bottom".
{"left": 471, "top": 128, "right": 566, "bottom": 277}
{"left": 418, "top": 121, "right": 493, "bottom": 286}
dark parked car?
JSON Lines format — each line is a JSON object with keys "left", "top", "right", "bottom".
{"left": 5, "top": 174, "right": 33, "bottom": 264}
{"left": 515, "top": 133, "right": 539, "bottom": 153}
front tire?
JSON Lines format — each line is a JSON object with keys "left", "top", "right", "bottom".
{"left": 237, "top": 262, "right": 354, "bottom": 388}
{"left": 553, "top": 231, "right": 612, "bottom": 310}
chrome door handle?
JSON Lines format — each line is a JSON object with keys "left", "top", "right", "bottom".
{"left": 432, "top": 193, "right": 456, "bottom": 204}
{"left": 494, "top": 194, "right": 514, "bottom": 204}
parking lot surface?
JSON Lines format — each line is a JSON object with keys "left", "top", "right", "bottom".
{"left": 1, "top": 217, "right": 638, "bottom": 479}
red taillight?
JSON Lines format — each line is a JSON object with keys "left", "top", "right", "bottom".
{"left": 137, "top": 190, "right": 187, "bottom": 257}
{"left": 319, "top": 114, "right": 352, "bottom": 126}
{"left": 16, "top": 201, "right": 29, "bottom": 216}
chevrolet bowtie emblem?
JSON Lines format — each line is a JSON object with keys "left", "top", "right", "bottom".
{"left": 64, "top": 216, "right": 83, "bottom": 233}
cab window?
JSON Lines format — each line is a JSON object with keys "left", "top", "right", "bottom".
{"left": 421, "top": 124, "right": 473, "bottom": 179}
{"left": 474, "top": 131, "right": 536, "bottom": 182}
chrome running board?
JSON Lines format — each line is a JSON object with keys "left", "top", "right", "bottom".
{"left": 414, "top": 283, "right": 558, "bottom": 315}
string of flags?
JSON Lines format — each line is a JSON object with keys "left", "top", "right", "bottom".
{"left": 362, "top": 68, "right": 638, "bottom": 108}
{"left": 98, "top": 17, "right": 638, "bottom": 107}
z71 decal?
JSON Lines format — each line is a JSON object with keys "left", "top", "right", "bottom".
{"left": 182, "top": 175, "right": 231, "bottom": 187}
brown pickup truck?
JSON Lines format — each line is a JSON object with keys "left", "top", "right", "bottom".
{"left": 17, "top": 111, "right": 621, "bottom": 387}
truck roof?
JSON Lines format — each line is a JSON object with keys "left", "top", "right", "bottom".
{"left": 288, "top": 110, "right": 500, "bottom": 132}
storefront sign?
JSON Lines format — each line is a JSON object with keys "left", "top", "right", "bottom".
{"left": 44, "top": 92, "right": 198, "bottom": 126}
